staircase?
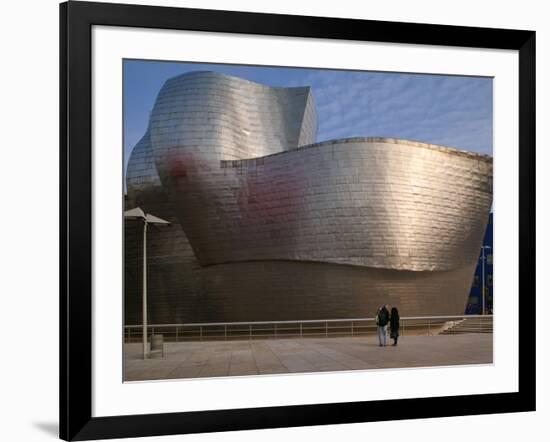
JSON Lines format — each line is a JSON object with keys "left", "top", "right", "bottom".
{"left": 439, "top": 316, "right": 493, "bottom": 335}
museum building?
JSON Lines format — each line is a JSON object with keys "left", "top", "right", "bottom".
{"left": 124, "top": 71, "right": 493, "bottom": 325}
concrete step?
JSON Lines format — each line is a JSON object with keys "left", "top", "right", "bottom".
{"left": 441, "top": 330, "right": 493, "bottom": 334}
{"left": 438, "top": 317, "right": 493, "bottom": 335}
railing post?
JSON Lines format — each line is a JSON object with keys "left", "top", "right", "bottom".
{"left": 249, "top": 324, "right": 252, "bottom": 340}
{"left": 274, "top": 323, "right": 277, "bottom": 338}
{"left": 402, "top": 320, "right": 405, "bottom": 337}
{"left": 176, "top": 327, "right": 178, "bottom": 342}
{"left": 325, "top": 321, "right": 328, "bottom": 338}
{"left": 300, "top": 323, "right": 303, "bottom": 338}
{"left": 351, "top": 321, "right": 354, "bottom": 337}
{"left": 428, "top": 320, "right": 431, "bottom": 336}
{"left": 225, "top": 324, "right": 227, "bottom": 340}
{"left": 200, "top": 326, "right": 202, "bottom": 341}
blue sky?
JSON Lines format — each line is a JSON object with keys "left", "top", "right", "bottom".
{"left": 124, "top": 60, "right": 493, "bottom": 167}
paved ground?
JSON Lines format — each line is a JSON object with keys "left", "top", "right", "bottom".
{"left": 124, "top": 334, "right": 493, "bottom": 381}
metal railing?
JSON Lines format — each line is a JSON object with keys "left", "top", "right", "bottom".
{"left": 124, "top": 314, "right": 493, "bottom": 343}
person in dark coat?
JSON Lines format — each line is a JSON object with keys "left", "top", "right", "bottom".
{"left": 390, "top": 307, "right": 400, "bottom": 346}
{"left": 376, "top": 305, "right": 390, "bottom": 347}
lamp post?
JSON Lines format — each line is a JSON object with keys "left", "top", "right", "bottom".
{"left": 480, "top": 245, "right": 492, "bottom": 315}
{"left": 124, "top": 207, "right": 170, "bottom": 359}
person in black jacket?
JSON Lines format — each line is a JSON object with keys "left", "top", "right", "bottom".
{"left": 390, "top": 307, "right": 400, "bottom": 346}
{"left": 376, "top": 305, "right": 390, "bottom": 347}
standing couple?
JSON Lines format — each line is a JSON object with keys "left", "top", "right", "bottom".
{"left": 375, "top": 305, "right": 400, "bottom": 347}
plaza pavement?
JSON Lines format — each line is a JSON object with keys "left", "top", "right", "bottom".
{"left": 124, "top": 333, "right": 492, "bottom": 381}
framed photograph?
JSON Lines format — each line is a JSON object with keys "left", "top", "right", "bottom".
{"left": 60, "top": 1, "right": 536, "bottom": 440}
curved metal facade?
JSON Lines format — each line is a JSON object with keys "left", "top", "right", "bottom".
{"left": 125, "top": 71, "right": 493, "bottom": 324}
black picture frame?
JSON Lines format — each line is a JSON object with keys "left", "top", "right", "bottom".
{"left": 59, "top": 1, "right": 536, "bottom": 440}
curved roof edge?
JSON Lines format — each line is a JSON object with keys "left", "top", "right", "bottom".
{"left": 164, "top": 70, "right": 313, "bottom": 93}
{"left": 221, "top": 136, "right": 493, "bottom": 166}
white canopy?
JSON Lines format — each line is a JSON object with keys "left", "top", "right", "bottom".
{"left": 124, "top": 207, "right": 170, "bottom": 225}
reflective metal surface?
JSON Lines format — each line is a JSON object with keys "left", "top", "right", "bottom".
{"left": 125, "top": 71, "right": 493, "bottom": 324}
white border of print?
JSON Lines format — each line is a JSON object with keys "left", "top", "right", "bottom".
{"left": 92, "top": 25, "right": 518, "bottom": 418}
